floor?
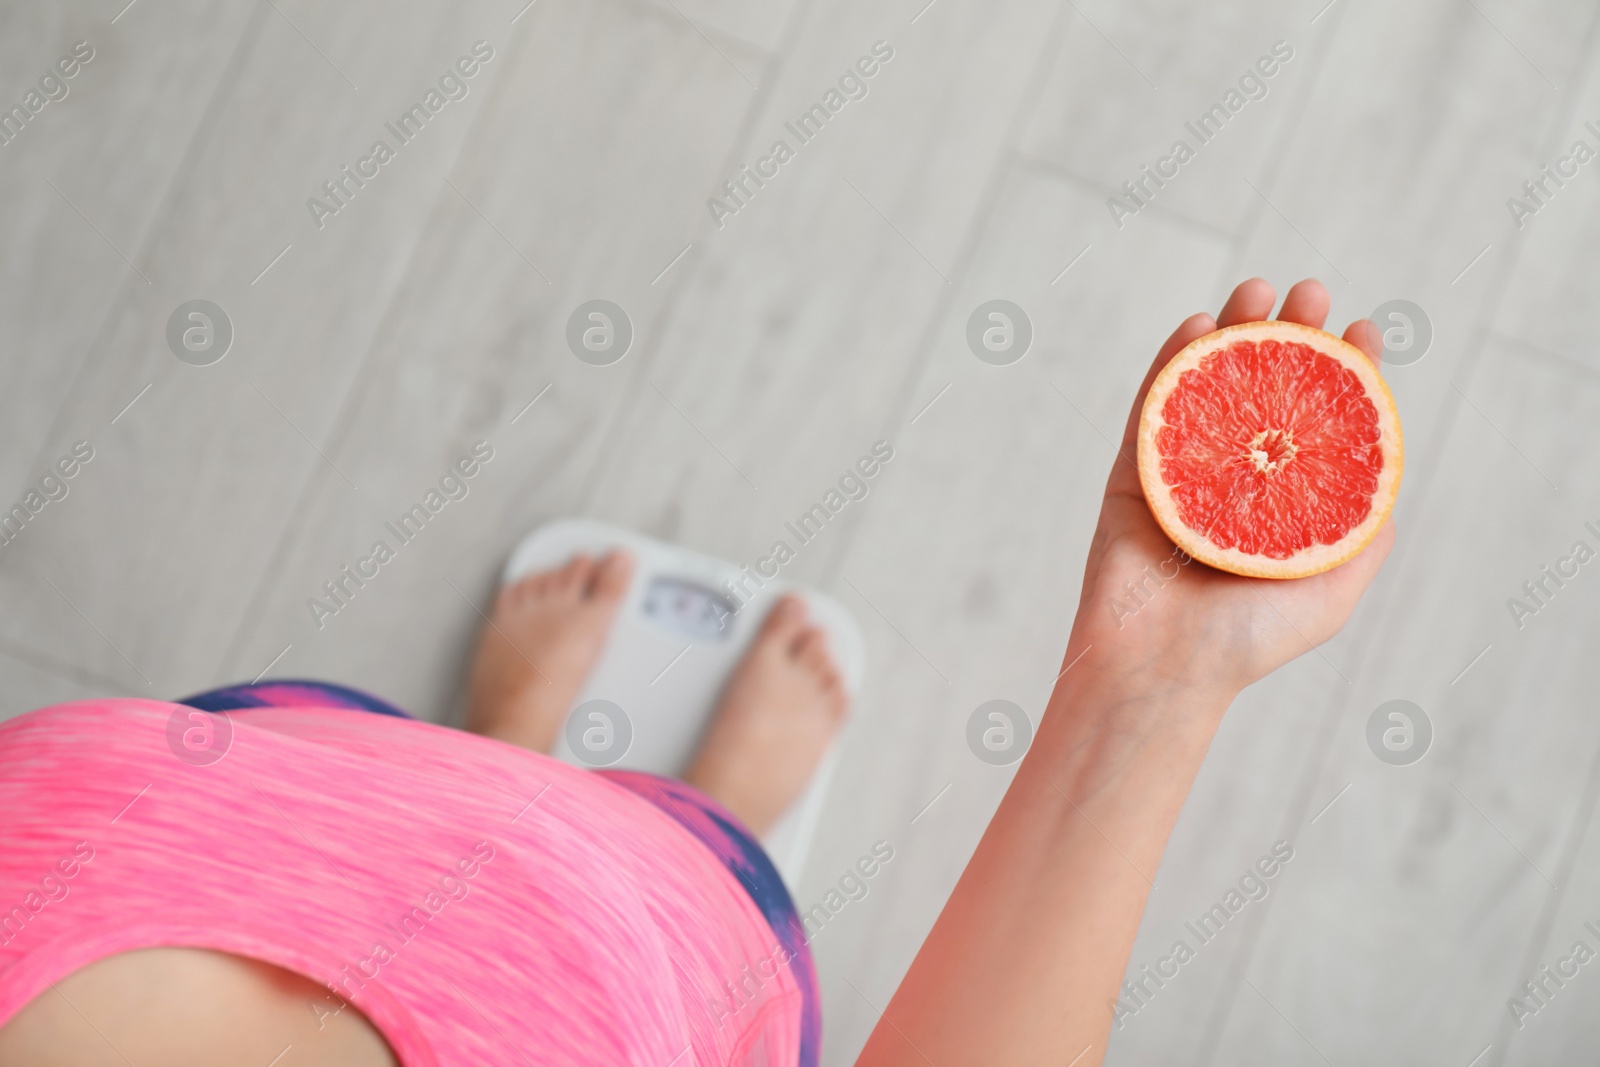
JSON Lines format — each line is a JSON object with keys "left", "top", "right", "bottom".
{"left": 3, "top": 0, "right": 1598, "bottom": 1063}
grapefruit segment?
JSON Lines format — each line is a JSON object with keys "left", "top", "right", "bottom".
{"left": 1136, "top": 320, "right": 1402, "bottom": 579}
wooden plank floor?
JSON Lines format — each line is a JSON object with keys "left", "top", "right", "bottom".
{"left": 4, "top": 1, "right": 1600, "bottom": 1064}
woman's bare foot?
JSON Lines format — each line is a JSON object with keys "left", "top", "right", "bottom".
{"left": 465, "top": 551, "right": 633, "bottom": 753}
{"left": 684, "top": 596, "right": 849, "bottom": 836}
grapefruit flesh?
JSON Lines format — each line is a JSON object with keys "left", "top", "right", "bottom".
{"left": 1136, "top": 320, "right": 1403, "bottom": 579}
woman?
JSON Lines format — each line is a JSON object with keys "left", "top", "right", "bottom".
{"left": 0, "top": 278, "right": 1389, "bottom": 1066}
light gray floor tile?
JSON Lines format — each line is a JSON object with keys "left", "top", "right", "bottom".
{"left": 0, "top": 0, "right": 256, "bottom": 504}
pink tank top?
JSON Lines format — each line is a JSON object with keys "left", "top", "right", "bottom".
{"left": 0, "top": 699, "right": 803, "bottom": 1065}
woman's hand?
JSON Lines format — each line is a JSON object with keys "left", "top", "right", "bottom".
{"left": 1071, "top": 276, "right": 1395, "bottom": 702}
{"left": 858, "top": 277, "right": 1398, "bottom": 1067}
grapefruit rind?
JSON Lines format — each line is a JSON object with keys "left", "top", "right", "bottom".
{"left": 1136, "top": 320, "right": 1403, "bottom": 580}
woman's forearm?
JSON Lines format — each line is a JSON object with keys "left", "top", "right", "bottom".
{"left": 856, "top": 642, "right": 1234, "bottom": 1066}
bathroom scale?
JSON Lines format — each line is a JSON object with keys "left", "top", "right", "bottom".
{"left": 502, "top": 518, "right": 865, "bottom": 882}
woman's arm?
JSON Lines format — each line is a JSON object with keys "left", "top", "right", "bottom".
{"left": 856, "top": 278, "right": 1394, "bottom": 1066}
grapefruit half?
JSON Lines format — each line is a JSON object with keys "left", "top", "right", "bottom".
{"left": 1136, "top": 320, "right": 1402, "bottom": 579}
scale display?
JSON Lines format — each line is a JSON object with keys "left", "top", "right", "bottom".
{"left": 641, "top": 577, "right": 737, "bottom": 641}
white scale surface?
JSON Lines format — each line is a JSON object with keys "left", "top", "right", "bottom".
{"left": 503, "top": 518, "right": 865, "bottom": 883}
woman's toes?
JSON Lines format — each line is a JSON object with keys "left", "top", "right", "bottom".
{"left": 795, "top": 628, "right": 831, "bottom": 674}
{"left": 558, "top": 555, "right": 595, "bottom": 596}
{"left": 818, "top": 690, "right": 846, "bottom": 725}
{"left": 500, "top": 572, "right": 539, "bottom": 610}
{"left": 588, "top": 550, "right": 634, "bottom": 603}
{"left": 762, "top": 595, "right": 807, "bottom": 643}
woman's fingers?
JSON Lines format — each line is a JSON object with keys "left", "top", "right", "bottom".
{"left": 1110, "top": 277, "right": 1353, "bottom": 475}
{"left": 1116, "top": 277, "right": 1276, "bottom": 452}
{"left": 1343, "top": 318, "right": 1382, "bottom": 365}
{"left": 1276, "top": 279, "right": 1329, "bottom": 329}
{"left": 1216, "top": 277, "right": 1276, "bottom": 327}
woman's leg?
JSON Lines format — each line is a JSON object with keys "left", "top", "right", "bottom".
{"left": 464, "top": 552, "right": 635, "bottom": 752}
{"left": 680, "top": 597, "right": 848, "bottom": 837}
{"left": 464, "top": 551, "right": 847, "bottom": 837}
